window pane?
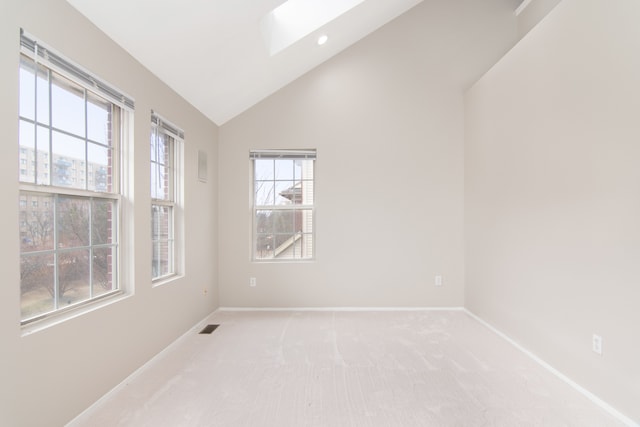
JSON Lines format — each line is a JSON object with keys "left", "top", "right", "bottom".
{"left": 255, "top": 181, "right": 274, "bottom": 206}
{"left": 294, "top": 159, "right": 313, "bottom": 180}
{"left": 152, "top": 241, "right": 171, "bottom": 277}
{"left": 300, "top": 181, "right": 314, "bottom": 205}
{"left": 57, "top": 197, "right": 90, "bottom": 248}
{"left": 36, "top": 125, "right": 51, "bottom": 185}
{"left": 90, "top": 165, "right": 109, "bottom": 193}
{"left": 150, "top": 163, "right": 158, "bottom": 199}
{"left": 151, "top": 163, "right": 169, "bottom": 201}
{"left": 255, "top": 234, "right": 274, "bottom": 259}
{"left": 293, "top": 208, "right": 313, "bottom": 233}
{"left": 152, "top": 205, "right": 171, "bottom": 240}
{"left": 92, "top": 246, "right": 116, "bottom": 296}
{"left": 150, "top": 127, "right": 158, "bottom": 162}
{"left": 255, "top": 159, "right": 274, "bottom": 180}
{"left": 255, "top": 210, "right": 273, "bottom": 234}
{"left": 275, "top": 159, "right": 294, "bottom": 180}
{"left": 274, "top": 234, "right": 294, "bottom": 254}
{"left": 19, "top": 57, "right": 36, "bottom": 120}
{"left": 157, "top": 133, "right": 169, "bottom": 166}
{"left": 20, "top": 252, "right": 55, "bottom": 319}
{"left": 36, "top": 66, "right": 50, "bottom": 125}
{"left": 275, "top": 181, "right": 294, "bottom": 205}
{"left": 255, "top": 181, "right": 273, "bottom": 206}
{"left": 87, "top": 94, "right": 110, "bottom": 144}
{"left": 20, "top": 193, "right": 54, "bottom": 252}
{"left": 52, "top": 131, "right": 85, "bottom": 189}
{"left": 273, "top": 210, "right": 294, "bottom": 233}
{"left": 19, "top": 120, "right": 35, "bottom": 183}
{"left": 58, "top": 249, "right": 90, "bottom": 305}
{"left": 88, "top": 143, "right": 111, "bottom": 192}
{"left": 92, "top": 199, "right": 116, "bottom": 245}
{"left": 300, "top": 233, "right": 313, "bottom": 258}
{"left": 51, "top": 74, "right": 85, "bottom": 137}
{"left": 281, "top": 181, "right": 304, "bottom": 204}
{"left": 271, "top": 233, "right": 313, "bottom": 260}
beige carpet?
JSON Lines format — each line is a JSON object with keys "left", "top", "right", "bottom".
{"left": 69, "top": 310, "right": 625, "bottom": 426}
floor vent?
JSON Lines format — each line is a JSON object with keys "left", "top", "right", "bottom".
{"left": 199, "top": 324, "right": 219, "bottom": 334}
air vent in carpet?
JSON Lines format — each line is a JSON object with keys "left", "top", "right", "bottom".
{"left": 199, "top": 324, "right": 219, "bottom": 334}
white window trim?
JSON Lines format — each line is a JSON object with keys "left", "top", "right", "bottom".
{"left": 151, "top": 111, "right": 184, "bottom": 284}
{"left": 250, "top": 149, "right": 316, "bottom": 262}
{"left": 18, "top": 31, "right": 134, "bottom": 329}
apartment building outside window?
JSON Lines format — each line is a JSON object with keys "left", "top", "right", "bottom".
{"left": 18, "top": 31, "right": 133, "bottom": 324}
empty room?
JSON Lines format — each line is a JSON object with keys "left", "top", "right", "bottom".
{"left": 1, "top": 0, "right": 638, "bottom": 425}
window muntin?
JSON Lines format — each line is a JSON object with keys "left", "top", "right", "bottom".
{"left": 151, "top": 113, "right": 182, "bottom": 281}
{"left": 18, "top": 35, "right": 130, "bottom": 325}
{"left": 252, "top": 150, "right": 315, "bottom": 261}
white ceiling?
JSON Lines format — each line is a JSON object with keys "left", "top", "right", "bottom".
{"left": 66, "top": 0, "right": 425, "bottom": 125}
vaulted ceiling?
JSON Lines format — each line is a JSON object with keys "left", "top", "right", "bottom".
{"left": 66, "top": 0, "right": 524, "bottom": 126}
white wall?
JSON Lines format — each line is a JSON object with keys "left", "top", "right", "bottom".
{"left": 218, "top": 0, "right": 517, "bottom": 308}
{"left": 0, "top": 1, "right": 219, "bottom": 425}
{"left": 465, "top": 0, "right": 640, "bottom": 421}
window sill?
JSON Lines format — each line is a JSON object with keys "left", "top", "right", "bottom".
{"left": 21, "top": 291, "right": 131, "bottom": 337}
{"left": 152, "top": 273, "right": 183, "bottom": 288}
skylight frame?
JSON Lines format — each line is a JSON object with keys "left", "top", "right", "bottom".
{"left": 260, "top": 0, "right": 365, "bottom": 55}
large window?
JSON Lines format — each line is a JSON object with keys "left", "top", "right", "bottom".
{"left": 151, "top": 112, "right": 183, "bottom": 281}
{"left": 251, "top": 150, "right": 315, "bottom": 261}
{"left": 18, "top": 31, "right": 133, "bottom": 324}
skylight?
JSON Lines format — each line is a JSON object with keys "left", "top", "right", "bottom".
{"left": 261, "top": 0, "right": 365, "bottom": 55}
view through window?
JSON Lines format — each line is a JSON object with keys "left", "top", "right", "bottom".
{"left": 151, "top": 112, "right": 182, "bottom": 280}
{"left": 18, "top": 33, "right": 131, "bottom": 324}
{"left": 251, "top": 150, "right": 315, "bottom": 261}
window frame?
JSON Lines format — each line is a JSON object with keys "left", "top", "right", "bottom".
{"left": 18, "top": 31, "right": 133, "bottom": 327}
{"left": 250, "top": 149, "right": 316, "bottom": 262}
{"left": 150, "top": 111, "right": 184, "bottom": 283}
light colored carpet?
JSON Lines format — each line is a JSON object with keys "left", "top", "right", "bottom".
{"left": 69, "top": 310, "right": 624, "bottom": 426}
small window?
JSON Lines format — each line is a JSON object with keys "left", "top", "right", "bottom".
{"left": 151, "top": 112, "right": 183, "bottom": 281}
{"left": 251, "top": 150, "right": 316, "bottom": 261}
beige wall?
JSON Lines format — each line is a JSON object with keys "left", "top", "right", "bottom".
{"left": 516, "top": 0, "right": 563, "bottom": 38}
{"left": 218, "top": 0, "right": 517, "bottom": 308}
{"left": 0, "top": 1, "right": 219, "bottom": 425}
{"left": 465, "top": 0, "right": 640, "bottom": 421}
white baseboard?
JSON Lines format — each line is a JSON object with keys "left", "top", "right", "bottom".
{"left": 67, "top": 307, "right": 638, "bottom": 427}
{"left": 217, "top": 306, "right": 465, "bottom": 312}
{"left": 463, "top": 309, "right": 639, "bottom": 427}
{"left": 65, "top": 311, "right": 215, "bottom": 426}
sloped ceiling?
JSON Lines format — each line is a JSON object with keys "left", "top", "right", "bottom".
{"left": 66, "top": 0, "right": 428, "bottom": 125}
{"left": 66, "top": 0, "right": 526, "bottom": 126}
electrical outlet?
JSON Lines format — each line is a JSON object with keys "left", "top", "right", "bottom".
{"left": 435, "top": 275, "right": 443, "bottom": 287}
{"left": 249, "top": 277, "right": 257, "bottom": 287}
{"left": 592, "top": 334, "right": 602, "bottom": 355}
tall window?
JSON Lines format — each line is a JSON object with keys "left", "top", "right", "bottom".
{"left": 151, "top": 112, "right": 183, "bottom": 281}
{"left": 251, "top": 150, "right": 316, "bottom": 261}
{"left": 18, "top": 31, "right": 133, "bottom": 324}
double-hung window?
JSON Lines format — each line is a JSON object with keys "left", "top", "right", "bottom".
{"left": 151, "top": 112, "right": 183, "bottom": 281}
{"left": 251, "top": 150, "right": 316, "bottom": 261}
{"left": 18, "top": 31, "right": 133, "bottom": 324}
